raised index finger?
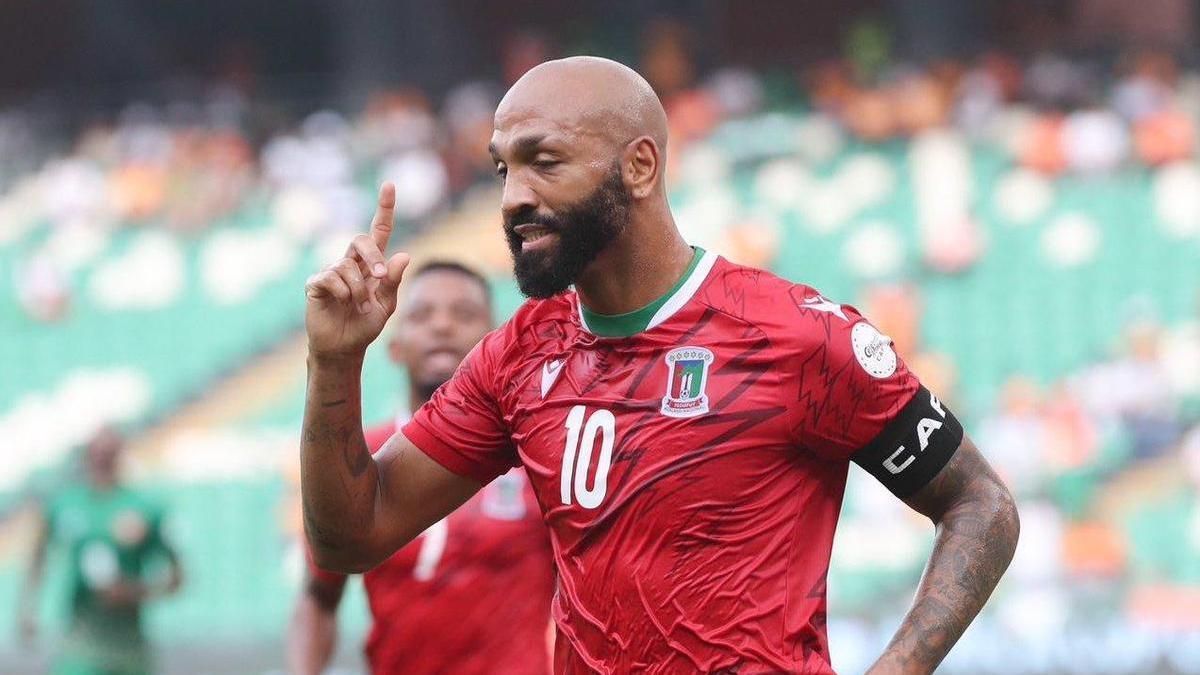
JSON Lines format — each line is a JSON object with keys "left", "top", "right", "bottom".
{"left": 370, "top": 182, "right": 397, "bottom": 251}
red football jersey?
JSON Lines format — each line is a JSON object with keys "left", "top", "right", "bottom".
{"left": 312, "top": 421, "right": 555, "bottom": 675}
{"left": 404, "top": 251, "right": 952, "bottom": 674}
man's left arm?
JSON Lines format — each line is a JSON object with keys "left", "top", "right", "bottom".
{"left": 786, "top": 296, "right": 1020, "bottom": 673}
{"left": 867, "top": 435, "right": 1020, "bottom": 674}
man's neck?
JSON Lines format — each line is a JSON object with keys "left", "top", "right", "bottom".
{"left": 406, "top": 390, "right": 429, "bottom": 418}
{"left": 575, "top": 215, "right": 693, "bottom": 315}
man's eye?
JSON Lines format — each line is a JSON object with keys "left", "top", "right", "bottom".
{"left": 495, "top": 165, "right": 507, "bottom": 181}
{"left": 533, "top": 159, "right": 559, "bottom": 170}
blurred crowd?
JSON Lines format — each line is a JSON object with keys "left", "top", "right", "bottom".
{"left": 2, "top": 26, "right": 1197, "bottom": 236}
{"left": 977, "top": 308, "right": 1200, "bottom": 593}
{"left": 1, "top": 82, "right": 498, "bottom": 321}
{"left": 2, "top": 13, "right": 1199, "bottom": 673}
{"left": 808, "top": 50, "right": 1198, "bottom": 172}
{"left": 4, "top": 33, "right": 1199, "bottom": 325}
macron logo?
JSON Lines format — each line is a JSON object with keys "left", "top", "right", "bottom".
{"left": 541, "top": 358, "right": 564, "bottom": 398}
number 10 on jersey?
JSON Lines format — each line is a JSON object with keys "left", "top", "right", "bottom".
{"left": 560, "top": 405, "right": 615, "bottom": 509}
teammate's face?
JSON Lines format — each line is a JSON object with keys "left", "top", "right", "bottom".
{"left": 391, "top": 270, "right": 492, "bottom": 400}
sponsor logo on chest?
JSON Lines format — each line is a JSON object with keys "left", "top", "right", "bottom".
{"left": 661, "top": 346, "right": 714, "bottom": 418}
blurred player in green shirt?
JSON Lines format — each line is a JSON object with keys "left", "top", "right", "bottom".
{"left": 18, "top": 427, "right": 183, "bottom": 675}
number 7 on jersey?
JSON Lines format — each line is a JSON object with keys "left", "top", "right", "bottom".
{"left": 560, "top": 405, "right": 616, "bottom": 509}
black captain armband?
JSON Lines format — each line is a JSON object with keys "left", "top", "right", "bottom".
{"left": 851, "top": 386, "right": 964, "bottom": 499}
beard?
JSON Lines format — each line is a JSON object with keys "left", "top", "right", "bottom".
{"left": 413, "top": 376, "right": 448, "bottom": 404}
{"left": 505, "top": 165, "right": 631, "bottom": 299}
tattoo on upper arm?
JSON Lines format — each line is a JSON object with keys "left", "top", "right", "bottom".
{"left": 903, "top": 441, "right": 988, "bottom": 519}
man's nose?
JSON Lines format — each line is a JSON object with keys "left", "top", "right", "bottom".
{"left": 501, "top": 171, "right": 539, "bottom": 221}
{"left": 428, "top": 307, "right": 457, "bottom": 336}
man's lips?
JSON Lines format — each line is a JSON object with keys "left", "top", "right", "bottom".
{"left": 512, "top": 223, "right": 559, "bottom": 251}
{"left": 424, "top": 347, "right": 462, "bottom": 361}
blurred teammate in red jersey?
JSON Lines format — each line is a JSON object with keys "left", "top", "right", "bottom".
{"left": 301, "top": 57, "right": 1020, "bottom": 674}
{"left": 287, "top": 261, "right": 554, "bottom": 675}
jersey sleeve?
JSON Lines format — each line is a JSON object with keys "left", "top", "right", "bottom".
{"left": 401, "top": 332, "right": 518, "bottom": 485}
{"left": 787, "top": 293, "right": 963, "bottom": 498}
{"left": 363, "top": 423, "right": 396, "bottom": 454}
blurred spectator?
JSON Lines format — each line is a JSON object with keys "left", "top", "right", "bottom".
{"left": 441, "top": 82, "right": 503, "bottom": 194}
{"left": 1061, "top": 519, "right": 1127, "bottom": 578}
{"left": 501, "top": 30, "right": 555, "bottom": 86}
{"left": 1072, "top": 319, "right": 1181, "bottom": 459}
{"left": 15, "top": 253, "right": 71, "bottom": 323}
{"left": 17, "top": 427, "right": 183, "bottom": 674}
{"left": 861, "top": 284, "right": 922, "bottom": 359}
{"left": 980, "top": 376, "right": 1050, "bottom": 494}
{"left": 1161, "top": 298, "right": 1200, "bottom": 405}
{"left": 907, "top": 351, "right": 960, "bottom": 412}
{"left": 1025, "top": 54, "right": 1097, "bottom": 110}
{"left": 1134, "top": 111, "right": 1195, "bottom": 166}
{"left": 1112, "top": 52, "right": 1178, "bottom": 123}
{"left": 1041, "top": 383, "right": 1100, "bottom": 473}
{"left": 705, "top": 67, "right": 765, "bottom": 120}
{"left": 1062, "top": 108, "right": 1128, "bottom": 173}
{"left": 641, "top": 18, "right": 696, "bottom": 99}
{"left": 893, "top": 70, "right": 950, "bottom": 135}
{"left": 1019, "top": 114, "right": 1068, "bottom": 174}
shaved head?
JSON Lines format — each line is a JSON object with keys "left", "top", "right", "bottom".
{"left": 497, "top": 56, "right": 669, "bottom": 159}
{"left": 491, "top": 56, "right": 679, "bottom": 300}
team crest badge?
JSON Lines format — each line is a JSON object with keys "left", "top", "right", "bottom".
{"left": 481, "top": 470, "right": 527, "bottom": 520}
{"left": 661, "top": 346, "right": 714, "bottom": 418}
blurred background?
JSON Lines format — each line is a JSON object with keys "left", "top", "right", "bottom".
{"left": 1, "top": 0, "right": 1199, "bottom": 673}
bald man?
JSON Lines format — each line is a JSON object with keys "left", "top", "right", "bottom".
{"left": 301, "top": 57, "right": 1020, "bottom": 674}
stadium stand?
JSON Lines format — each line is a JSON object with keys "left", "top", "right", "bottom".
{"left": 2, "top": 45, "right": 1198, "bottom": 673}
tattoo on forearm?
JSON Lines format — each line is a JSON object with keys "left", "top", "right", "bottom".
{"left": 344, "top": 431, "right": 370, "bottom": 477}
{"left": 303, "top": 420, "right": 372, "bottom": 490}
{"left": 301, "top": 369, "right": 375, "bottom": 555}
{"left": 900, "top": 595, "right": 957, "bottom": 666}
{"left": 303, "top": 499, "right": 335, "bottom": 549}
{"left": 877, "top": 444, "right": 1021, "bottom": 674}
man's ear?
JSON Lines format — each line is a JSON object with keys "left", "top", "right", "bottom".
{"left": 622, "top": 136, "right": 660, "bottom": 200}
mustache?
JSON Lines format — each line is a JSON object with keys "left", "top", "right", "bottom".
{"left": 504, "top": 208, "right": 562, "bottom": 232}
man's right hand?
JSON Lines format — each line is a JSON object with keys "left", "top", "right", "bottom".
{"left": 305, "top": 182, "right": 411, "bottom": 361}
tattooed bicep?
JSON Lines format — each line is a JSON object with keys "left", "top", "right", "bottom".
{"left": 901, "top": 435, "right": 1008, "bottom": 522}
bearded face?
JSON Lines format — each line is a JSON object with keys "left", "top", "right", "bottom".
{"left": 504, "top": 163, "right": 631, "bottom": 299}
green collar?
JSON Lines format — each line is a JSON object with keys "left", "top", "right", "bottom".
{"left": 579, "top": 247, "right": 715, "bottom": 338}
